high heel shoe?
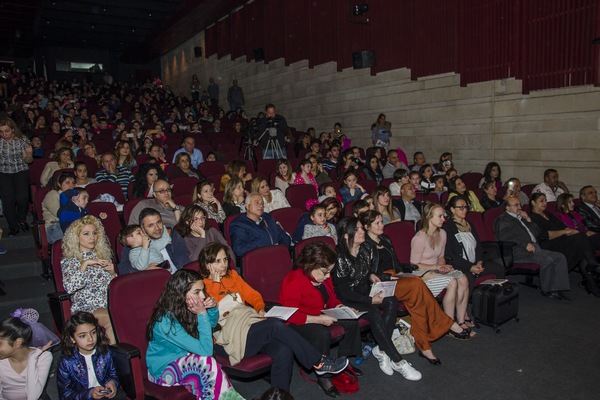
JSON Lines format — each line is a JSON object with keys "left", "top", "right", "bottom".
{"left": 418, "top": 351, "right": 441, "bottom": 365}
{"left": 447, "top": 328, "right": 472, "bottom": 340}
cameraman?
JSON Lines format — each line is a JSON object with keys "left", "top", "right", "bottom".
{"left": 255, "top": 103, "right": 289, "bottom": 159}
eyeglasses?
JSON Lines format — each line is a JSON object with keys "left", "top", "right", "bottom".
{"left": 154, "top": 188, "right": 172, "bottom": 194}
{"left": 319, "top": 268, "right": 333, "bottom": 275}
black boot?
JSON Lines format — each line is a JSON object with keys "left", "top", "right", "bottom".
{"left": 578, "top": 262, "right": 600, "bottom": 297}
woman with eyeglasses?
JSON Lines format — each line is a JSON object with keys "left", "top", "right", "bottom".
{"left": 172, "top": 204, "right": 235, "bottom": 265}
{"left": 279, "top": 242, "right": 362, "bottom": 397}
{"left": 193, "top": 179, "right": 226, "bottom": 224}
{"left": 443, "top": 195, "right": 505, "bottom": 296}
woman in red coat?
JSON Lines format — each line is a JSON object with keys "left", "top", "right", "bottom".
{"left": 279, "top": 242, "right": 361, "bottom": 398}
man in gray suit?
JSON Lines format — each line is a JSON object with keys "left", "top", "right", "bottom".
{"left": 494, "top": 196, "right": 570, "bottom": 300}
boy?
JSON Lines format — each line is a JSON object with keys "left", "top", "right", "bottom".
{"left": 118, "top": 225, "right": 170, "bottom": 271}
{"left": 58, "top": 188, "right": 89, "bottom": 232}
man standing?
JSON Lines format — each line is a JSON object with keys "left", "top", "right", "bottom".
{"left": 494, "top": 196, "right": 570, "bottom": 300}
{"left": 171, "top": 135, "right": 204, "bottom": 168}
{"left": 95, "top": 152, "right": 133, "bottom": 198}
{"left": 532, "top": 169, "right": 569, "bottom": 202}
{"left": 207, "top": 77, "right": 219, "bottom": 106}
{"left": 227, "top": 79, "right": 245, "bottom": 112}
{"left": 128, "top": 179, "right": 184, "bottom": 228}
{"left": 230, "top": 193, "right": 291, "bottom": 256}
{"left": 256, "top": 103, "right": 289, "bottom": 159}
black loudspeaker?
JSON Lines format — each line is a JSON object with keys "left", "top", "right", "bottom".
{"left": 194, "top": 46, "right": 202, "bottom": 58}
{"left": 254, "top": 48, "right": 265, "bottom": 62}
{"left": 352, "top": 50, "right": 376, "bottom": 69}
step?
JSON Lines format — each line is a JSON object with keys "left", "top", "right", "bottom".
{"left": 0, "top": 276, "right": 55, "bottom": 319}
{"left": 1, "top": 230, "right": 38, "bottom": 250}
{"left": 0, "top": 246, "right": 46, "bottom": 279}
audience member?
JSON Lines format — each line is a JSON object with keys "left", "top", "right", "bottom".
{"left": 133, "top": 163, "right": 165, "bottom": 199}
{"left": 172, "top": 136, "right": 204, "bottom": 168}
{"left": 73, "top": 161, "right": 96, "bottom": 187}
{"left": 302, "top": 204, "right": 338, "bottom": 244}
{"left": 40, "top": 146, "right": 74, "bottom": 187}
{"left": 275, "top": 158, "right": 296, "bottom": 192}
{"left": 171, "top": 152, "right": 202, "bottom": 179}
{"left": 371, "top": 113, "right": 392, "bottom": 148}
{"left": 394, "top": 182, "right": 422, "bottom": 222}
{"left": 388, "top": 168, "right": 409, "bottom": 196}
{"left": 411, "top": 151, "right": 427, "bottom": 172}
{"left": 480, "top": 162, "right": 502, "bottom": 189}
{"left": 447, "top": 176, "right": 484, "bottom": 212}
{"left": 339, "top": 170, "right": 365, "bottom": 203}
{"left": 256, "top": 103, "right": 289, "bottom": 159}
{"left": 308, "top": 153, "right": 332, "bottom": 185}
{"left": 222, "top": 177, "right": 246, "bottom": 217}
{"left": 193, "top": 179, "right": 226, "bottom": 224}
{"left": 575, "top": 185, "right": 600, "bottom": 232}
{"left": 42, "top": 171, "right": 76, "bottom": 244}
{"left": 532, "top": 168, "right": 569, "bottom": 202}
{"left": 372, "top": 186, "right": 401, "bottom": 224}
{"left": 363, "top": 155, "right": 384, "bottom": 184}
{"left": 58, "top": 187, "right": 90, "bottom": 232}
{"left": 252, "top": 177, "right": 290, "bottom": 213}
{"left": 221, "top": 160, "right": 252, "bottom": 192}
{"left": 95, "top": 152, "right": 134, "bottom": 198}
{"left": 127, "top": 179, "right": 183, "bottom": 228}
{"left": 114, "top": 140, "right": 137, "bottom": 170}
{"left": 294, "top": 159, "right": 319, "bottom": 194}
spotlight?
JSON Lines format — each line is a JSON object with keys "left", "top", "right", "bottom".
{"left": 353, "top": 4, "right": 368, "bottom": 16}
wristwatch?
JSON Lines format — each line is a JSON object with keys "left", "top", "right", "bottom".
{"left": 171, "top": 206, "right": 180, "bottom": 212}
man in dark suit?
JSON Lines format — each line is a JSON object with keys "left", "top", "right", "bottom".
{"left": 576, "top": 185, "right": 600, "bottom": 232}
{"left": 494, "top": 196, "right": 570, "bottom": 300}
{"left": 393, "top": 183, "right": 422, "bottom": 222}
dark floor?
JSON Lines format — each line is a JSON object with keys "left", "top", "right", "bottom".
{"left": 2, "top": 216, "right": 600, "bottom": 400}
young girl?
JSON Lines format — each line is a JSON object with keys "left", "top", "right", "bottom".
{"left": 0, "top": 317, "right": 53, "bottom": 400}
{"left": 339, "top": 170, "right": 365, "bottom": 203}
{"left": 318, "top": 184, "right": 341, "bottom": 203}
{"left": 146, "top": 270, "right": 243, "bottom": 399}
{"left": 57, "top": 312, "right": 122, "bottom": 400}
{"left": 409, "top": 171, "right": 422, "bottom": 192}
{"left": 274, "top": 159, "right": 296, "bottom": 193}
{"left": 419, "top": 164, "right": 435, "bottom": 192}
{"left": 302, "top": 204, "right": 338, "bottom": 244}
{"left": 294, "top": 159, "right": 319, "bottom": 195}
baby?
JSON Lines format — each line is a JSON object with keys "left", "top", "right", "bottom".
{"left": 119, "top": 225, "right": 171, "bottom": 271}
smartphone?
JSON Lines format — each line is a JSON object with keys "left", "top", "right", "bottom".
{"left": 507, "top": 181, "right": 516, "bottom": 191}
{"left": 98, "top": 389, "right": 111, "bottom": 394}
{"left": 147, "top": 129, "right": 158, "bottom": 135}
{"left": 126, "top": 133, "right": 134, "bottom": 138}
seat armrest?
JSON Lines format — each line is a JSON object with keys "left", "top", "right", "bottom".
{"left": 110, "top": 343, "right": 141, "bottom": 400}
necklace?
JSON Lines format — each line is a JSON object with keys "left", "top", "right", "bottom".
{"left": 453, "top": 218, "right": 471, "bottom": 232}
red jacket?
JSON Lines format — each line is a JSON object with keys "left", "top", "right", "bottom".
{"left": 278, "top": 268, "right": 341, "bottom": 325}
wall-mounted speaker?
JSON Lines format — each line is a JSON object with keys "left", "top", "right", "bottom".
{"left": 254, "top": 48, "right": 265, "bottom": 62}
{"left": 352, "top": 50, "right": 376, "bottom": 69}
{"left": 194, "top": 46, "right": 202, "bottom": 58}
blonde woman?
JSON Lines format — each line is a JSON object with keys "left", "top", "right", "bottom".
{"left": 61, "top": 215, "right": 116, "bottom": 343}
{"left": 251, "top": 177, "right": 290, "bottom": 213}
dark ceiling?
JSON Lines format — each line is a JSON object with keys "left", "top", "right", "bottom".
{"left": 0, "top": 0, "right": 247, "bottom": 62}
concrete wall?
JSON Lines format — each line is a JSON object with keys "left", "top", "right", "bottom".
{"left": 162, "top": 31, "right": 600, "bottom": 189}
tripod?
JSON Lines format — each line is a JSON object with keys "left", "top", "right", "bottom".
{"left": 257, "top": 127, "right": 285, "bottom": 160}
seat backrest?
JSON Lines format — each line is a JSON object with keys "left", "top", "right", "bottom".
{"left": 460, "top": 172, "right": 483, "bottom": 190}
{"left": 242, "top": 245, "right": 292, "bottom": 304}
{"left": 465, "top": 211, "right": 493, "bottom": 242}
{"left": 257, "top": 159, "right": 279, "bottom": 175}
{"left": 358, "top": 179, "right": 376, "bottom": 195}
{"left": 198, "top": 161, "right": 226, "bottom": 177}
{"left": 285, "top": 184, "right": 317, "bottom": 209}
{"left": 482, "top": 207, "right": 506, "bottom": 239}
{"left": 294, "top": 236, "right": 336, "bottom": 258}
{"left": 123, "top": 198, "right": 146, "bottom": 226}
{"left": 108, "top": 269, "right": 171, "bottom": 373}
{"left": 383, "top": 221, "right": 416, "bottom": 264}
{"left": 51, "top": 240, "right": 65, "bottom": 292}
{"left": 269, "top": 207, "right": 304, "bottom": 235}
{"left": 521, "top": 184, "right": 536, "bottom": 198}
{"left": 87, "top": 182, "right": 127, "bottom": 205}
{"left": 29, "top": 157, "right": 51, "bottom": 187}
{"left": 426, "top": 191, "right": 442, "bottom": 204}
{"left": 223, "top": 213, "right": 241, "bottom": 246}
{"left": 344, "top": 200, "right": 355, "bottom": 217}
{"left": 33, "top": 187, "right": 52, "bottom": 260}
{"left": 87, "top": 202, "right": 120, "bottom": 254}
{"left": 170, "top": 176, "right": 199, "bottom": 197}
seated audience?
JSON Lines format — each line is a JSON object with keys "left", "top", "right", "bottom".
{"left": 222, "top": 177, "right": 246, "bottom": 217}
{"left": 388, "top": 168, "right": 409, "bottom": 196}
{"left": 444, "top": 195, "right": 505, "bottom": 294}
{"left": 505, "top": 177, "right": 529, "bottom": 206}
{"left": 95, "top": 152, "right": 134, "bottom": 198}
{"left": 146, "top": 270, "right": 243, "bottom": 399}
{"left": 556, "top": 193, "right": 600, "bottom": 255}
{"left": 308, "top": 153, "right": 332, "bottom": 186}
{"left": 201, "top": 243, "right": 349, "bottom": 393}
{"left": 58, "top": 187, "right": 90, "bottom": 232}
{"left": 494, "top": 196, "right": 570, "bottom": 300}
{"left": 220, "top": 160, "right": 252, "bottom": 192}
{"left": 393, "top": 182, "right": 422, "bottom": 223}
{"left": 411, "top": 151, "right": 427, "bottom": 172}
{"left": 40, "top": 146, "right": 74, "bottom": 187}
{"left": 532, "top": 168, "right": 569, "bottom": 202}
{"left": 339, "top": 170, "right": 365, "bottom": 203}
{"left": 419, "top": 164, "right": 435, "bottom": 192}
{"left": 128, "top": 179, "right": 184, "bottom": 228}
{"left": 42, "top": 171, "right": 76, "bottom": 244}
{"left": 230, "top": 194, "right": 291, "bottom": 256}
{"left": 382, "top": 150, "right": 408, "bottom": 179}
{"left": 361, "top": 210, "right": 471, "bottom": 364}
{"left": 294, "top": 159, "right": 319, "bottom": 194}
{"left": 409, "top": 171, "right": 421, "bottom": 192}
{"left": 73, "top": 161, "right": 96, "bottom": 187}
{"left": 133, "top": 163, "right": 165, "bottom": 199}
{"left": 447, "top": 176, "right": 484, "bottom": 212}
{"left": 252, "top": 177, "right": 290, "bottom": 213}
{"left": 172, "top": 205, "right": 234, "bottom": 264}
{"left": 61, "top": 215, "right": 116, "bottom": 343}
{"left": 410, "top": 204, "right": 473, "bottom": 336}
{"left": 363, "top": 155, "right": 384, "bottom": 185}
{"left": 171, "top": 152, "right": 202, "bottom": 179}
{"left": 302, "top": 203, "right": 338, "bottom": 244}
{"left": 479, "top": 162, "right": 502, "bottom": 189}
{"left": 114, "top": 140, "right": 137, "bottom": 170}
{"left": 293, "top": 197, "right": 343, "bottom": 243}
{"left": 275, "top": 158, "right": 296, "bottom": 193}
{"left": 372, "top": 186, "right": 401, "bottom": 224}
{"left": 575, "top": 185, "right": 600, "bottom": 232}
{"left": 333, "top": 217, "right": 422, "bottom": 379}
{"left": 171, "top": 135, "right": 204, "bottom": 168}
{"left": 279, "top": 243, "right": 361, "bottom": 397}
{"left": 321, "top": 143, "right": 341, "bottom": 173}
{"left": 193, "top": 179, "right": 226, "bottom": 224}
{"left": 480, "top": 179, "right": 505, "bottom": 210}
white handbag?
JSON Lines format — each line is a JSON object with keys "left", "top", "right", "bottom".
{"left": 392, "top": 319, "right": 416, "bottom": 355}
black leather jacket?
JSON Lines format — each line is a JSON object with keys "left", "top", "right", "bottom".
{"left": 333, "top": 244, "right": 375, "bottom": 304}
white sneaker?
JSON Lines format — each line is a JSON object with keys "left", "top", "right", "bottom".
{"left": 371, "top": 346, "right": 393, "bottom": 376}
{"left": 392, "top": 359, "right": 422, "bottom": 381}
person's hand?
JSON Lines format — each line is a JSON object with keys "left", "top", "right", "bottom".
{"left": 142, "top": 233, "right": 150, "bottom": 249}
{"left": 319, "top": 314, "right": 337, "bottom": 326}
{"left": 186, "top": 292, "right": 207, "bottom": 314}
{"left": 164, "top": 198, "right": 176, "bottom": 209}
{"left": 105, "top": 381, "right": 118, "bottom": 399}
{"left": 564, "top": 228, "right": 578, "bottom": 236}
{"left": 356, "top": 184, "right": 365, "bottom": 192}
{"left": 38, "top": 340, "right": 54, "bottom": 352}
{"left": 147, "top": 263, "right": 161, "bottom": 270}
{"left": 257, "top": 308, "right": 266, "bottom": 318}
{"left": 371, "top": 292, "right": 384, "bottom": 305}
{"left": 203, "top": 296, "right": 217, "bottom": 309}
{"left": 22, "top": 145, "right": 33, "bottom": 161}
{"left": 102, "top": 261, "right": 115, "bottom": 276}
{"left": 209, "top": 266, "right": 222, "bottom": 283}
{"left": 369, "top": 274, "right": 381, "bottom": 283}
{"left": 438, "top": 265, "right": 453, "bottom": 273}
{"left": 470, "top": 263, "right": 484, "bottom": 275}
{"left": 586, "top": 231, "right": 596, "bottom": 237}
{"left": 526, "top": 243, "right": 536, "bottom": 253}
{"left": 89, "top": 386, "right": 110, "bottom": 399}
{"left": 81, "top": 259, "right": 102, "bottom": 270}
{"left": 323, "top": 224, "right": 331, "bottom": 234}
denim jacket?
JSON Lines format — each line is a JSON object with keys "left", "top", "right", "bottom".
{"left": 57, "top": 349, "right": 119, "bottom": 400}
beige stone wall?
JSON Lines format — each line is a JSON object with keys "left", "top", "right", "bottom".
{"left": 162, "top": 31, "right": 600, "bottom": 190}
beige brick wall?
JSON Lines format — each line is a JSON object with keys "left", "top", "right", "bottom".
{"left": 161, "top": 31, "right": 600, "bottom": 191}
